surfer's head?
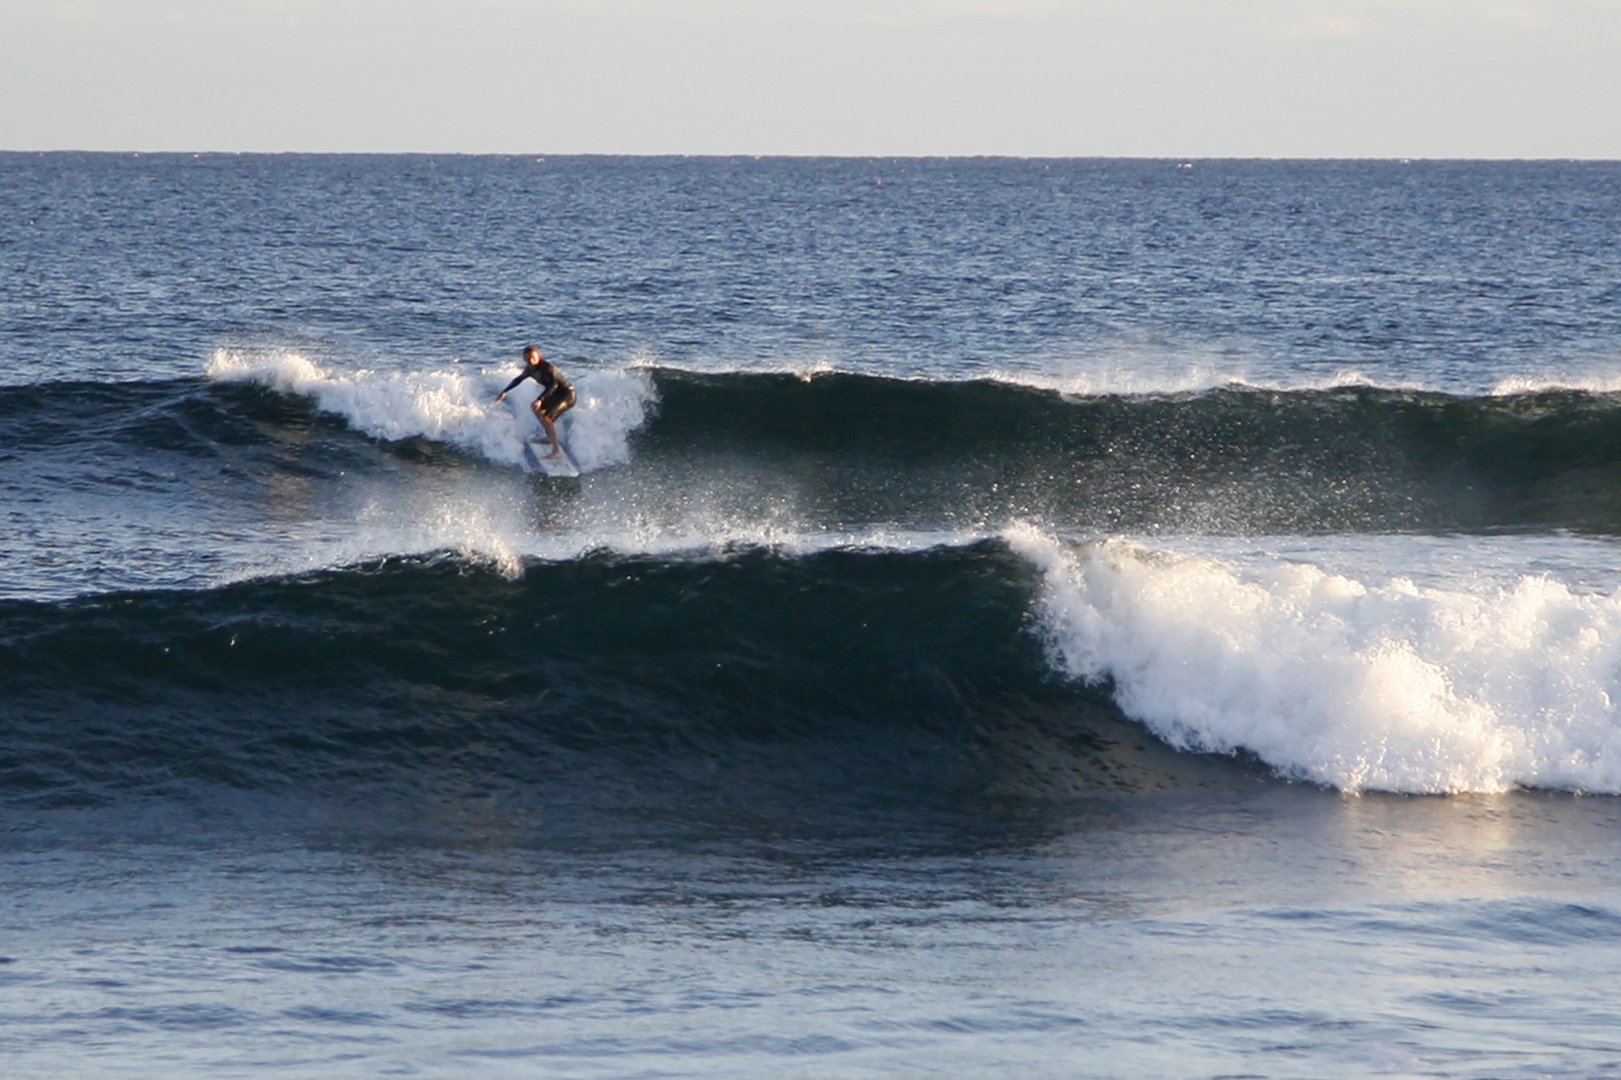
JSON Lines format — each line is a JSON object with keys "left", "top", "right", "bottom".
{"left": 524, "top": 345, "right": 544, "bottom": 367}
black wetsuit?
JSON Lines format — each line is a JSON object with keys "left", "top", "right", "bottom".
{"left": 501, "top": 362, "right": 576, "bottom": 416}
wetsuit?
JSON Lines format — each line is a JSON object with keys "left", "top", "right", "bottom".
{"left": 501, "top": 362, "right": 576, "bottom": 418}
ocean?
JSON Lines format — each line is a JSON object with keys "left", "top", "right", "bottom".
{"left": 4, "top": 153, "right": 1621, "bottom": 1077}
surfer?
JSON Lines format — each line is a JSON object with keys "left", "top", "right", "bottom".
{"left": 495, "top": 346, "right": 576, "bottom": 458}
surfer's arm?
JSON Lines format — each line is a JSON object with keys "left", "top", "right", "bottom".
{"left": 494, "top": 372, "right": 528, "bottom": 402}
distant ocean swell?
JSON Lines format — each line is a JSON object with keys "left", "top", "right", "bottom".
{"left": 6, "top": 536, "right": 1621, "bottom": 803}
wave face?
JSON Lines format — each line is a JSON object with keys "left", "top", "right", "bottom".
{"left": 638, "top": 369, "right": 1621, "bottom": 534}
{"left": 0, "top": 543, "right": 1222, "bottom": 814}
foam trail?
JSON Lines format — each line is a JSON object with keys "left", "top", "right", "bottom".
{"left": 207, "top": 349, "right": 655, "bottom": 471}
{"left": 986, "top": 363, "right": 1411, "bottom": 398}
{"left": 1490, "top": 372, "right": 1621, "bottom": 396}
{"left": 1009, "top": 526, "right": 1621, "bottom": 794}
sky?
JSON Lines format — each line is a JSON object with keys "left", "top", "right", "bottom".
{"left": 1, "top": 0, "right": 1618, "bottom": 157}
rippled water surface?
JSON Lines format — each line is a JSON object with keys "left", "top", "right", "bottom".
{"left": 4, "top": 155, "right": 1621, "bottom": 1077}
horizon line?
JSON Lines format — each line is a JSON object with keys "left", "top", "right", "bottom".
{"left": 5, "top": 148, "right": 1620, "bottom": 164}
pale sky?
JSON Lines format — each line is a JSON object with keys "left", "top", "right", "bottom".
{"left": 2, "top": 0, "right": 1618, "bottom": 157}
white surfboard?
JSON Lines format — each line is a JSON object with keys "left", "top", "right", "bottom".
{"left": 522, "top": 438, "right": 580, "bottom": 477}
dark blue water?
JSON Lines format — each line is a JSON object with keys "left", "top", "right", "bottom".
{"left": 5, "top": 154, "right": 1621, "bottom": 1077}
{"left": 6, "top": 155, "right": 1619, "bottom": 386}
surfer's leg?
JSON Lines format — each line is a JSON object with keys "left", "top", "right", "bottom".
{"left": 539, "top": 413, "right": 561, "bottom": 455}
{"left": 541, "top": 392, "right": 575, "bottom": 458}
{"left": 529, "top": 398, "right": 552, "bottom": 445}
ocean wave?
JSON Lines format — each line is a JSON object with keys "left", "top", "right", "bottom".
{"left": 0, "top": 542, "right": 1214, "bottom": 812}
{"left": 10, "top": 361, "right": 1621, "bottom": 547}
{"left": 627, "top": 367, "right": 1621, "bottom": 535}
{"left": 7, "top": 536, "right": 1621, "bottom": 805}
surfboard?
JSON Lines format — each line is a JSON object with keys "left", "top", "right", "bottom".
{"left": 522, "top": 438, "right": 581, "bottom": 478}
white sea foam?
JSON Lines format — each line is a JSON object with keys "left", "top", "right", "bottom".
{"left": 985, "top": 363, "right": 1430, "bottom": 398}
{"left": 644, "top": 352, "right": 1429, "bottom": 397}
{"left": 1009, "top": 525, "right": 1621, "bottom": 794}
{"left": 207, "top": 348, "right": 655, "bottom": 472}
{"left": 1490, "top": 373, "right": 1621, "bottom": 396}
